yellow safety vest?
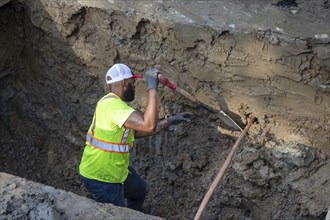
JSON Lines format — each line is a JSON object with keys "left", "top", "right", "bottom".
{"left": 79, "top": 93, "right": 135, "bottom": 183}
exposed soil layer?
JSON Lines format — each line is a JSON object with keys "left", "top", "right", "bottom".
{"left": 0, "top": 172, "right": 164, "bottom": 220}
{"left": 0, "top": 0, "right": 329, "bottom": 219}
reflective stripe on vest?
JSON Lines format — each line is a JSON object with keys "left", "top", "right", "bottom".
{"left": 86, "top": 94, "right": 131, "bottom": 154}
{"left": 121, "top": 128, "right": 130, "bottom": 143}
{"left": 86, "top": 130, "right": 130, "bottom": 154}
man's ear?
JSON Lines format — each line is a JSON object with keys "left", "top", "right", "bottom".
{"left": 122, "top": 79, "right": 127, "bottom": 88}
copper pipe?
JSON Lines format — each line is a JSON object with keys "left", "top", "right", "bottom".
{"left": 194, "top": 117, "right": 255, "bottom": 220}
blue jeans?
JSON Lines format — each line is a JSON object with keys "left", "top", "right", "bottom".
{"left": 80, "top": 166, "right": 147, "bottom": 211}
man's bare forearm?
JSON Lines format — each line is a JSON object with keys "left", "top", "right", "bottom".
{"left": 135, "top": 119, "right": 169, "bottom": 138}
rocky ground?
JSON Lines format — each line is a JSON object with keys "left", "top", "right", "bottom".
{"left": 0, "top": 0, "right": 329, "bottom": 219}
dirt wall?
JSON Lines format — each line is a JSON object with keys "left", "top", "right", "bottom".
{"left": 0, "top": 0, "right": 329, "bottom": 219}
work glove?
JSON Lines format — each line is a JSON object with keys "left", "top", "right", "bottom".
{"left": 145, "top": 67, "right": 159, "bottom": 91}
{"left": 167, "top": 112, "right": 194, "bottom": 125}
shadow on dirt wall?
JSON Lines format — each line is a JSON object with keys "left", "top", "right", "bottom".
{"left": 0, "top": 0, "right": 100, "bottom": 193}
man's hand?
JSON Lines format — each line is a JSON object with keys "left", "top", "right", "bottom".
{"left": 145, "top": 67, "right": 159, "bottom": 91}
{"left": 167, "top": 112, "right": 194, "bottom": 125}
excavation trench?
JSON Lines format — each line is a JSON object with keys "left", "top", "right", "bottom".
{"left": 0, "top": 0, "right": 329, "bottom": 219}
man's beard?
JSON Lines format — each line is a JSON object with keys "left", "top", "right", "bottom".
{"left": 123, "top": 83, "right": 135, "bottom": 102}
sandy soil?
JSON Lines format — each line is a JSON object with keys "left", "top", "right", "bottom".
{"left": 0, "top": 0, "right": 329, "bottom": 219}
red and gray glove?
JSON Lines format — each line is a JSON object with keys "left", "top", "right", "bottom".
{"left": 145, "top": 67, "right": 159, "bottom": 91}
{"left": 167, "top": 112, "right": 194, "bottom": 125}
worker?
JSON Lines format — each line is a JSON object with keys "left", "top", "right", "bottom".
{"left": 79, "top": 63, "right": 193, "bottom": 211}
